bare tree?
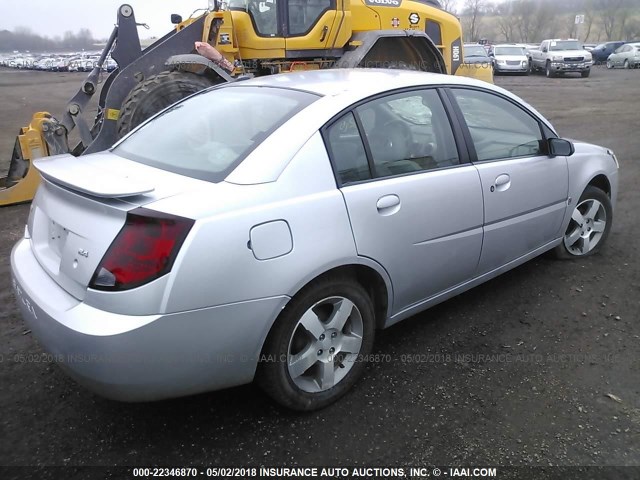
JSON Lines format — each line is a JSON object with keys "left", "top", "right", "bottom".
{"left": 495, "top": 1, "right": 517, "bottom": 42}
{"left": 582, "top": 2, "right": 597, "bottom": 42}
{"left": 596, "top": 0, "right": 629, "bottom": 40}
{"left": 623, "top": 18, "right": 640, "bottom": 40}
{"left": 462, "top": 0, "right": 485, "bottom": 42}
{"left": 439, "top": 0, "right": 458, "bottom": 14}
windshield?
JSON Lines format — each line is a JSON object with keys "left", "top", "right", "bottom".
{"left": 114, "top": 86, "right": 318, "bottom": 183}
{"left": 495, "top": 47, "right": 526, "bottom": 56}
{"left": 550, "top": 41, "right": 581, "bottom": 51}
{"left": 464, "top": 45, "right": 488, "bottom": 58}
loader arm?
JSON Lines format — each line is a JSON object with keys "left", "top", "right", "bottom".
{"left": 0, "top": 5, "right": 208, "bottom": 206}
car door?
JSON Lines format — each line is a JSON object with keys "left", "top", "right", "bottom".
{"left": 323, "top": 89, "right": 484, "bottom": 315}
{"left": 446, "top": 87, "right": 569, "bottom": 274}
{"left": 285, "top": 0, "right": 338, "bottom": 51}
{"left": 612, "top": 46, "right": 625, "bottom": 66}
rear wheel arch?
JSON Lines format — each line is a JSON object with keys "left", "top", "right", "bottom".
{"left": 281, "top": 264, "right": 391, "bottom": 331}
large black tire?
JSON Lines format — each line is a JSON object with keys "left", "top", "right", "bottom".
{"left": 554, "top": 186, "right": 612, "bottom": 259}
{"left": 116, "top": 71, "right": 217, "bottom": 139}
{"left": 581, "top": 69, "right": 591, "bottom": 78}
{"left": 257, "top": 275, "right": 376, "bottom": 411}
{"left": 546, "top": 61, "right": 556, "bottom": 78}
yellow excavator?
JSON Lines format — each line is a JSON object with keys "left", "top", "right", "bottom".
{"left": 0, "top": 0, "right": 482, "bottom": 206}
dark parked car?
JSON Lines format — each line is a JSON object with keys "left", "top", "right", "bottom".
{"left": 591, "top": 41, "right": 625, "bottom": 63}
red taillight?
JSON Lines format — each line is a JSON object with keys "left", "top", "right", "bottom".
{"left": 90, "top": 208, "right": 194, "bottom": 291}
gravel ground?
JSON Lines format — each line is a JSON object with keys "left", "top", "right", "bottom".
{"left": 0, "top": 66, "right": 638, "bottom": 477}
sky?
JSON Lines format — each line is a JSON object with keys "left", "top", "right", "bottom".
{"left": 0, "top": 0, "right": 210, "bottom": 39}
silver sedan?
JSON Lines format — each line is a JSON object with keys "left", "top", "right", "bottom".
{"left": 11, "top": 69, "right": 619, "bottom": 411}
{"left": 607, "top": 42, "right": 640, "bottom": 69}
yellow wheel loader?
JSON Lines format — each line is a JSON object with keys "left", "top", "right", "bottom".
{"left": 0, "top": 0, "right": 474, "bottom": 206}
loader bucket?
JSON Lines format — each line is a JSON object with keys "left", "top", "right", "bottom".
{"left": 0, "top": 113, "right": 50, "bottom": 206}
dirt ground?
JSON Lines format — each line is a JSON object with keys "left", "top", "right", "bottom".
{"left": 0, "top": 67, "right": 639, "bottom": 476}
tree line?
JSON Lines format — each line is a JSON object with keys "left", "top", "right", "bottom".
{"left": 444, "top": 0, "right": 640, "bottom": 43}
{"left": 0, "top": 27, "right": 99, "bottom": 53}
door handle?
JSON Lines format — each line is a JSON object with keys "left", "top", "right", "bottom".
{"left": 320, "top": 25, "right": 329, "bottom": 43}
{"left": 492, "top": 174, "right": 511, "bottom": 192}
{"left": 376, "top": 195, "right": 401, "bottom": 216}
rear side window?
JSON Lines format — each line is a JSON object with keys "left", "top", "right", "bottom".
{"left": 356, "top": 89, "right": 460, "bottom": 177}
{"left": 325, "top": 112, "right": 371, "bottom": 185}
{"left": 113, "top": 86, "right": 318, "bottom": 183}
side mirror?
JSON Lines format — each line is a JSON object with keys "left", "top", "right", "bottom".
{"left": 548, "top": 138, "right": 575, "bottom": 157}
{"left": 489, "top": 52, "right": 494, "bottom": 57}
{"left": 171, "top": 14, "right": 183, "bottom": 24}
{"left": 542, "top": 47, "right": 548, "bottom": 53}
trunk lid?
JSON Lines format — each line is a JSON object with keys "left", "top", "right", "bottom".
{"left": 29, "top": 152, "right": 205, "bottom": 299}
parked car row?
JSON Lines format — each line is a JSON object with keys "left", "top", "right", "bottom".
{"left": 0, "top": 53, "right": 117, "bottom": 72}
{"left": 469, "top": 39, "right": 640, "bottom": 79}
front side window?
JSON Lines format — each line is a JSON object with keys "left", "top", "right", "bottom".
{"left": 356, "top": 89, "right": 460, "bottom": 178}
{"left": 288, "top": 0, "right": 333, "bottom": 36}
{"left": 229, "top": 0, "right": 279, "bottom": 36}
{"left": 114, "top": 86, "right": 317, "bottom": 183}
{"left": 450, "top": 88, "right": 544, "bottom": 162}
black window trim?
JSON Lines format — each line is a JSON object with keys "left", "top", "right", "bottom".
{"left": 443, "top": 85, "right": 557, "bottom": 165}
{"left": 320, "top": 85, "right": 472, "bottom": 188}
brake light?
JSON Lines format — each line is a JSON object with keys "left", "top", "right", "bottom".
{"left": 90, "top": 208, "right": 194, "bottom": 291}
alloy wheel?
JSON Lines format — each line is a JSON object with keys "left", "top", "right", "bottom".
{"left": 287, "top": 296, "right": 364, "bottom": 393}
{"left": 563, "top": 199, "right": 607, "bottom": 256}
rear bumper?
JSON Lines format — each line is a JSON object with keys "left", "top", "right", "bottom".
{"left": 11, "top": 238, "right": 289, "bottom": 402}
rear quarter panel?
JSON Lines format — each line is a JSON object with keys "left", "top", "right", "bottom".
{"left": 155, "top": 132, "right": 360, "bottom": 314}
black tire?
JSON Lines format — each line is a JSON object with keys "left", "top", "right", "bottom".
{"left": 554, "top": 186, "right": 612, "bottom": 259}
{"left": 624, "top": 60, "right": 630, "bottom": 69}
{"left": 257, "top": 276, "right": 376, "bottom": 411}
{"left": 581, "top": 69, "right": 591, "bottom": 78}
{"left": 116, "top": 71, "right": 217, "bottom": 139}
{"left": 606, "top": 60, "right": 614, "bottom": 69}
{"left": 546, "top": 61, "right": 555, "bottom": 78}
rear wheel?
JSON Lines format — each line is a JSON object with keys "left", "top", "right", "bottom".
{"left": 258, "top": 276, "right": 375, "bottom": 411}
{"left": 554, "top": 186, "right": 612, "bottom": 259}
{"left": 116, "top": 71, "right": 218, "bottom": 139}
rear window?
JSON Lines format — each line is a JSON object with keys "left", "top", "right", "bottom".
{"left": 113, "top": 85, "right": 318, "bottom": 182}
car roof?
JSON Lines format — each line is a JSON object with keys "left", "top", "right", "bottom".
{"left": 223, "top": 69, "right": 557, "bottom": 185}
{"left": 232, "top": 68, "right": 496, "bottom": 98}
